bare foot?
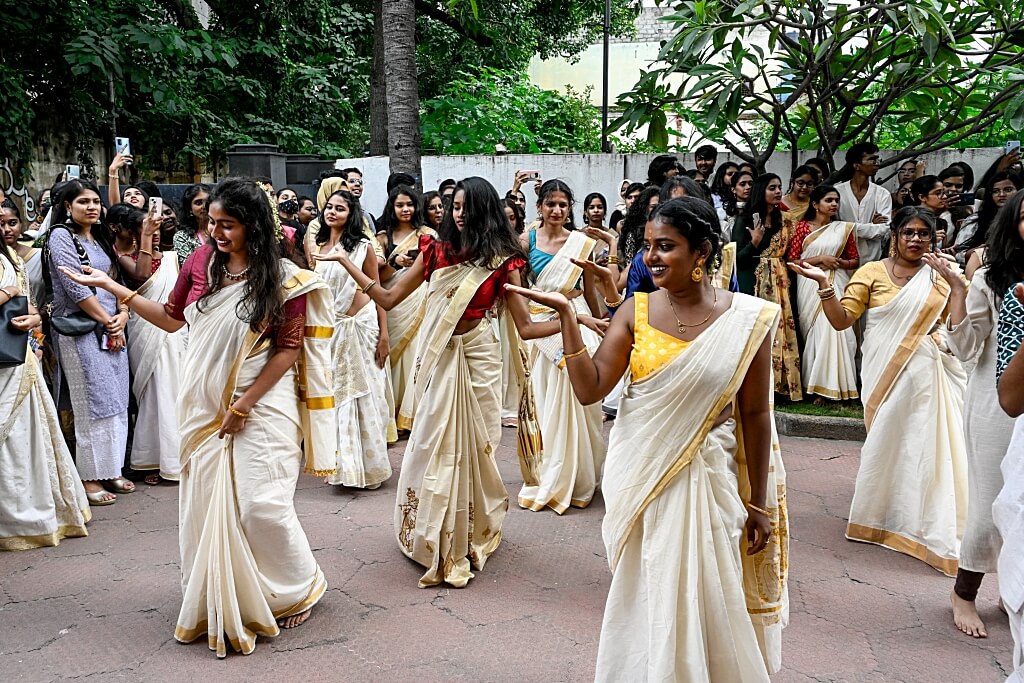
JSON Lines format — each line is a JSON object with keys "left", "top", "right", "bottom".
{"left": 277, "top": 609, "right": 312, "bottom": 629}
{"left": 951, "top": 591, "right": 987, "bottom": 638}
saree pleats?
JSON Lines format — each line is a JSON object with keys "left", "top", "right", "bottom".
{"left": 848, "top": 266, "right": 967, "bottom": 576}
{"left": 753, "top": 221, "right": 802, "bottom": 400}
{"left": 395, "top": 320, "right": 507, "bottom": 587}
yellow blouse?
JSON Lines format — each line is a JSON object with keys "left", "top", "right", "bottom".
{"left": 630, "top": 292, "right": 691, "bottom": 380}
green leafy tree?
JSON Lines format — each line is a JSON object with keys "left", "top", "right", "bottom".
{"left": 420, "top": 68, "right": 601, "bottom": 154}
{"left": 612, "top": 0, "right": 1024, "bottom": 171}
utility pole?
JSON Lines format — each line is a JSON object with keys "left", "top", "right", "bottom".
{"left": 601, "top": 0, "right": 611, "bottom": 153}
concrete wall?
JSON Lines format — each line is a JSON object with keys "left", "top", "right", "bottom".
{"left": 335, "top": 147, "right": 1005, "bottom": 220}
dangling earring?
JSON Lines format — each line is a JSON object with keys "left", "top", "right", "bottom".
{"left": 888, "top": 239, "right": 897, "bottom": 257}
{"left": 251, "top": 242, "right": 260, "bottom": 255}
{"left": 691, "top": 258, "right": 705, "bottom": 282}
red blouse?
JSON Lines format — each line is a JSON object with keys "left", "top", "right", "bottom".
{"left": 419, "top": 234, "right": 526, "bottom": 321}
{"left": 164, "top": 243, "right": 306, "bottom": 347}
{"left": 786, "top": 220, "right": 860, "bottom": 263}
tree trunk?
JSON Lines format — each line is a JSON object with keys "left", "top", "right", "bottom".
{"left": 369, "top": 0, "right": 388, "bottom": 156}
{"left": 381, "top": 0, "right": 422, "bottom": 186}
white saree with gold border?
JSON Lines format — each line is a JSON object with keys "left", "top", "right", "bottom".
{"left": 313, "top": 241, "right": 392, "bottom": 489}
{"left": 847, "top": 264, "right": 967, "bottom": 576}
{"left": 520, "top": 230, "right": 606, "bottom": 513}
{"left": 0, "top": 248, "right": 90, "bottom": 550}
{"left": 596, "top": 293, "right": 786, "bottom": 682}
{"left": 174, "top": 262, "right": 337, "bottom": 657}
{"left": 395, "top": 260, "right": 508, "bottom": 587}
{"left": 127, "top": 253, "right": 185, "bottom": 479}
{"left": 796, "top": 222, "right": 858, "bottom": 400}
{"left": 386, "top": 227, "right": 435, "bottom": 431}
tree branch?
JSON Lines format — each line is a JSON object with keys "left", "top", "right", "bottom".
{"left": 414, "top": 1, "right": 493, "bottom": 47}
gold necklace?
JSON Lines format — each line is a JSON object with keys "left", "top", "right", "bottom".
{"left": 665, "top": 288, "right": 718, "bottom": 333}
{"left": 890, "top": 259, "right": 921, "bottom": 282}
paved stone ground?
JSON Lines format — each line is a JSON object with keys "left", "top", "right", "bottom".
{"left": 0, "top": 431, "right": 1015, "bottom": 682}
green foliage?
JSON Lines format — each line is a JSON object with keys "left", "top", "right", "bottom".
{"left": 420, "top": 68, "right": 601, "bottom": 154}
{"left": 612, "top": 0, "right": 1024, "bottom": 170}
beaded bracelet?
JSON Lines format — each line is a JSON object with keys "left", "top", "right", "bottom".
{"left": 228, "top": 406, "right": 250, "bottom": 418}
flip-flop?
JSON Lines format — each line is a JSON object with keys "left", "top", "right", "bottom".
{"left": 103, "top": 477, "right": 136, "bottom": 494}
{"left": 86, "top": 489, "right": 116, "bottom": 506}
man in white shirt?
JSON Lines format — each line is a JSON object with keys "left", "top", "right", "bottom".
{"left": 834, "top": 142, "right": 892, "bottom": 263}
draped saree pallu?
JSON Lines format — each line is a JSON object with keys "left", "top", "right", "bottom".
{"left": 847, "top": 265, "right": 968, "bottom": 576}
{"left": 173, "top": 264, "right": 338, "bottom": 657}
{"left": 0, "top": 248, "right": 90, "bottom": 550}
{"left": 754, "top": 219, "right": 802, "bottom": 400}
{"left": 386, "top": 227, "right": 435, "bottom": 432}
{"left": 520, "top": 230, "right": 607, "bottom": 514}
{"left": 394, "top": 261, "right": 508, "bottom": 588}
{"left": 313, "top": 240, "right": 392, "bottom": 489}
{"left": 595, "top": 294, "right": 787, "bottom": 682}
{"left": 127, "top": 254, "right": 186, "bottom": 480}
{"left": 795, "top": 222, "right": 858, "bottom": 400}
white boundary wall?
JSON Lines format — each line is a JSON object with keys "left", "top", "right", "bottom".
{"left": 337, "top": 148, "right": 1004, "bottom": 220}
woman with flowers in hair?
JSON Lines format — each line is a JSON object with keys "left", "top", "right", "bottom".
{"left": 61, "top": 177, "right": 337, "bottom": 657}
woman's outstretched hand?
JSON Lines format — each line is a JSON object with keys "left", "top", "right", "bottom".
{"left": 578, "top": 314, "right": 610, "bottom": 337}
{"left": 503, "top": 283, "right": 573, "bottom": 314}
{"left": 59, "top": 265, "right": 115, "bottom": 290}
{"left": 311, "top": 250, "right": 349, "bottom": 265}
{"left": 787, "top": 260, "right": 829, "bottom": 285}
{"left": 745, "top": 508, "right": 772, "bottom": 555}
{"left": 569, "top": 257, "right": 619, "bottom": 299}
{"left": 922, "top": 252, "right": 964, "bottom": 290}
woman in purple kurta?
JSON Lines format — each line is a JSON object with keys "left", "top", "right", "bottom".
{"left": 44, "top": 180, "right": 131, "bottom": 506}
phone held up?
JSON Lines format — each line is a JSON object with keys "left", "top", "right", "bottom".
{"left": 65, "top": 165, "right": 80, "bottom": 180}
{"left": 115, "top": 137, "right": 132, "bottom": 164}
{"left": 1006, "top": 140, "right": 1021, "bottom": 156}
{"left": 149, "top": 196, "right": 163, "bottom": 218}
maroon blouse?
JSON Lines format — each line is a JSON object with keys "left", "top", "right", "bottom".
{"left": 418, "top": 234, "right": 526, "bottom": 321}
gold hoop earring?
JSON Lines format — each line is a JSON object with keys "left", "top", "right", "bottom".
{"left": 691, "top": 259, "right": 705, "bottom": 282}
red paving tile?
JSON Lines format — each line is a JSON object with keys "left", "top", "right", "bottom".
{"left": 0, "top": 431, "right": 1014, "bottom": 681}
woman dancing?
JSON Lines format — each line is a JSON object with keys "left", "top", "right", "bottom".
{"left": 62, "top": 178, "right": 337, "bottom": 656}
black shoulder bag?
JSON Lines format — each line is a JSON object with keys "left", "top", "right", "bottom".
{"left": 0, "top": 283, "right": 29, "bottom": 368}
{"left": 41, "top": 224, "right": 100, "bottom": 337}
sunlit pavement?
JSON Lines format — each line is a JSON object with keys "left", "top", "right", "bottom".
{"left": 0, "top": 429, "right": 1013, "bottom": 681}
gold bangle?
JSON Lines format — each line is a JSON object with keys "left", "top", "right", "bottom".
{"left": 228, "top": 406, "right": 249, "bottom": 418}
{"left": 119, "top": 290, "right": 139, "bottom": 307}
{"left": 563, "top": 346, "right": 588, "bottom": 360}
{"left": 361, "top": 280, "right": 377, "bottom": 293}
{"left": 607, "top": 255, "right": 620, "bottom": 265}
{"left": 746, "top": 502, "right": 773, "bottom": 517}
{"left": 139, "top": 249, "right": 153, "bottom": 257}
{"left": 604, "top": 295, "right": 625, "bottom": 308}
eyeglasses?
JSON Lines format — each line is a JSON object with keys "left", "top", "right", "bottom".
{"left": 899, "top": 229, "right": 932, "bottom": 241}
{"left": 347, "top": 178, "right": 363, "bottom": 186}
{"left": 897, "top": 188, "right": 911, "bottom": 195}
{"left": 793, "top": 180, "right": 816, "bottom": 188}
{"left": 992, "top": 187, "right": 1018, "bottom": 196}
{"left": 928, "top": 189, "right": 947, "bottom": 197}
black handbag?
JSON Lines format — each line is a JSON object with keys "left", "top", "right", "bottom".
{"left": 0, "top": 293, "right": 29, "bottom": 367}
{"left": 42, "top": 224, "right": 99, "bottom": 337}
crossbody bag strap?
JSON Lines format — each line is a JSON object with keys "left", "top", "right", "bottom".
{"left": 41, "top": 224, "right": 96, "bottom": 314}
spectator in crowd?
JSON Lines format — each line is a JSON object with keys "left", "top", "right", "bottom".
{"left": 781, "top": 164, "right": 819, "bottom": 224}
{"left": 806, "top": 157, "right": 832, "bottom": 184}
{"left": 787, "top": 184, "right": 859, "bottom": 404}
{"left": 387, "top": 172, "right": 417, "bottom": 193}
{"left": 502, "top": 196, "right": 525, "bottom": 234}
{"left": 944, "top": 188, "right": 1024, "bottom": 639}
{"left": 611, "top": 182, "right": 644, "bottom": 233}
{"left": 438, "top": 178, "right": 456, "bottom": 201}
{"left": 276, "top": 188, "right": 300, "bottom": 222}
{"left": 737, "top": 161, "right": 758, "bottom": 178}
{"left": 896, "top": 159, "right": 919, "bottom": 186}
{"left": 834, "top": 142, "right": 891, "bottom": 263}
{"left": 957, "top": 172, "right": 1021, "bottom": 272}
{"left": 684, "top": 168, "right": 707, "bottom": 183}
{"left": 647, "top": 154, "right": 682, "bottom": 186}
{"left": 172, "top": 183, "right": 211, "bottom": 266}
{"left": 892, "top": 179, "right": 915, "bottom": 213}
{"left": 693, "top": 144, "right": 718, "bottom": 178}
{"left": 910, "top": 175, "right": 951, "bottom": 245}
{"left": 43, "top": 179, "right": 132, "bottom": 506}
{"left": 734, "top": 173, "right": 801, "bottom": 400}
{"left": 3, "top": 201, "right": 46, "bottom": 307}
{"left": 28, "top": 188, "right": 52, "bottom": 237}
{"left": 422, "top": 190, "right": 444, "bottom": 231}
{"left": 296, "top": 196, "right": 317, "bottom": 226}
{"left": 710, "top": 161, "right": 738, "bottom": 223}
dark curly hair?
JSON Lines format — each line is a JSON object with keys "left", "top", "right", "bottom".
{"left": 649, "top": 196, "right": 722, "bottom": 274}
{"left": 618, "top": 186, "right": 661, "bottom": 263}
{"left": 438, "top": 177, "right": 529, "bottom": 271}
{"left": 198, "top": 177, "right": 286, "bottom": 333}
{"left": 984, "top": 190, "right": 1024, "bottom": 308}
{"left": 317, "top": 190, "right": 367, "bottom": 253}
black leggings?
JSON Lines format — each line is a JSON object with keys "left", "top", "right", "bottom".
{"left": 954, "top": 569, "right": 985, "bottom": 602}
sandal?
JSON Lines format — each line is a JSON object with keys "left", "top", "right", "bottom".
{"left": 103, "top": 477, "right": 136, "bottom": 494}
{"left": 144, "top": 473, "right": 163, "bottom": 486}
{"left": 86, "top": 489, "right": 116, "bottom": 506}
